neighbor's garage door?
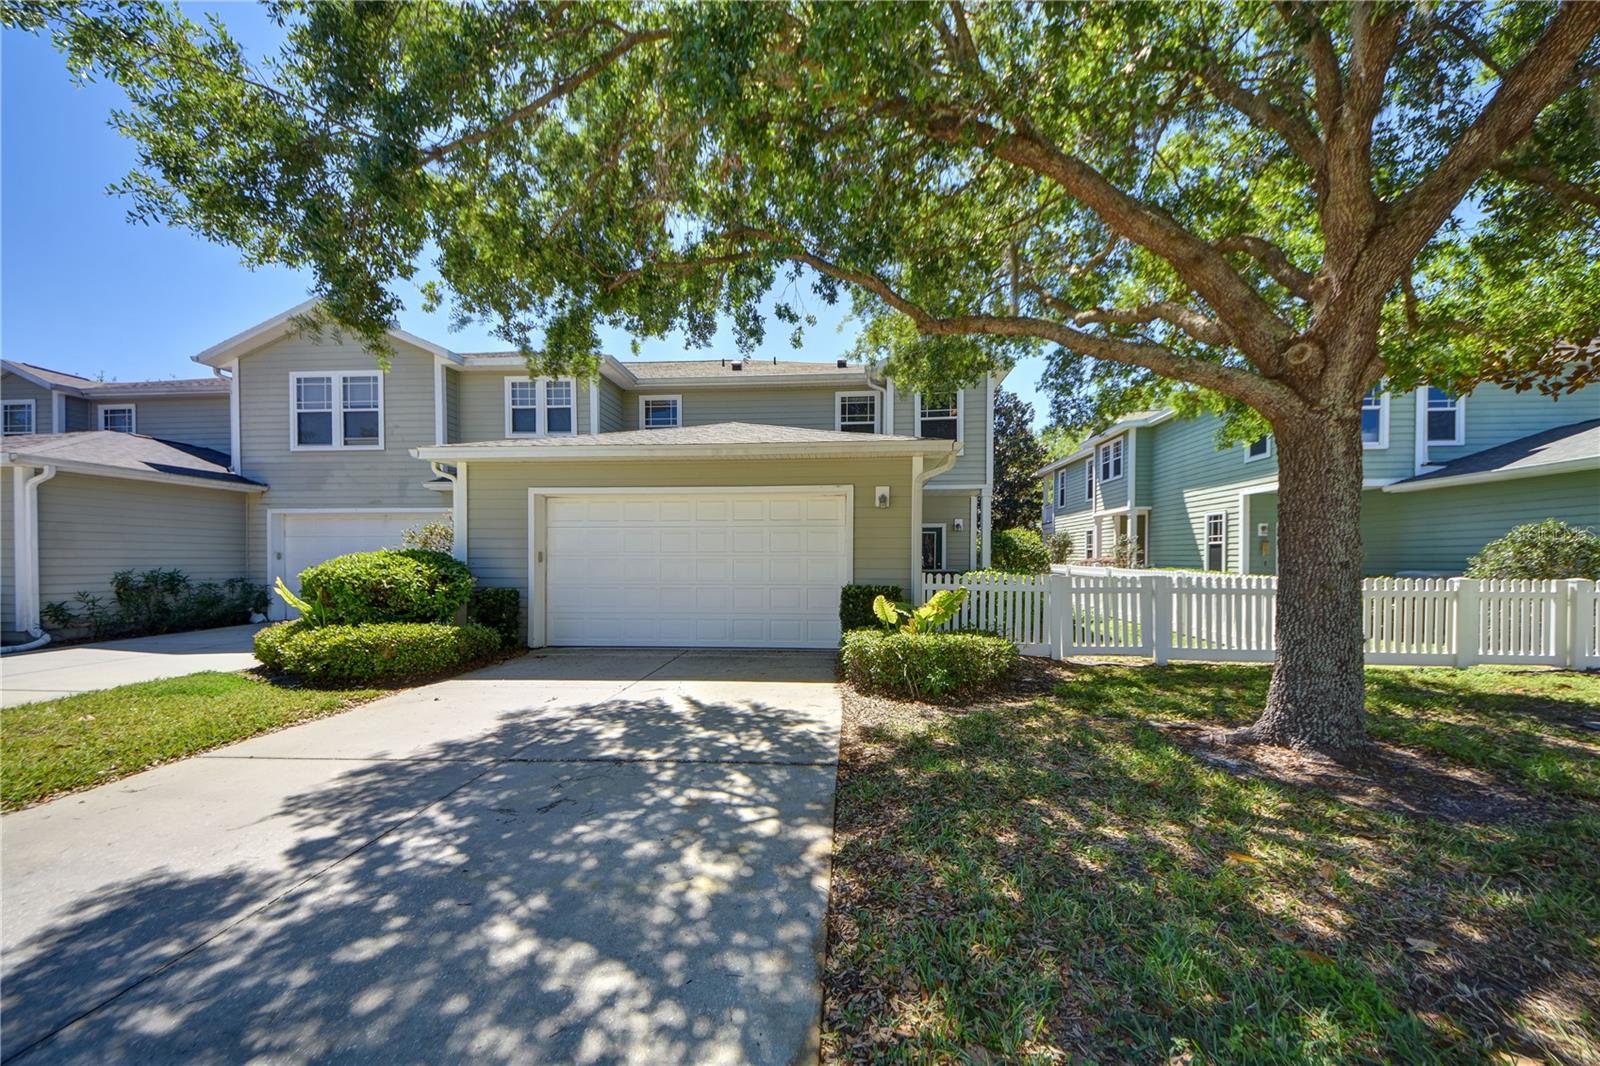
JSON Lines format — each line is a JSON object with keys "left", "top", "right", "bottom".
{"left": 543, "top": 492, "right": 848, "bottom": 648}
{"left": 275, "top": 511, "right": 445, "bottom": 619}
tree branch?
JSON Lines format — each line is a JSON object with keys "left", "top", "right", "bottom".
{"left": 1277, "top": 1, "right": 1343, "bottom": 131}
{"left": 1212, "top": 235, "right": 1317, "bottom": 301}
{"left": 1492, "top": 161, "right": 1600, "bottom": 210}
{"left": 1072, "top": 303, "right": 1232, "bottom": 346}
{"left": 1197, "top": 63, "right": 1325, "bottom": 172}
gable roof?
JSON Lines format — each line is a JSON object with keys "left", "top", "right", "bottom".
{"left": 192, "top": 299, "right": 452, "bottom": 368}
{"left": 1034, "top": 409, "right": 1174, "bottom": 477}
{"left": 412, "top": 420, "right": 958, "bottom": 461}
{"left": 2, "top": 359, "right": 228, "bottom": 398}
{"left": 1384, "top": 418, "right": 1600, "bottom": 493}
{"left": 2, "top": 360, "right": 98, "bottom": 390}
{"left": 0, "top": 432, "right": 266, "bottom": 492}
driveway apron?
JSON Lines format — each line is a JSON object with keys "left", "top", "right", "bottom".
{"left": 0, "top": 648, "right": 842, "bottom": 1065}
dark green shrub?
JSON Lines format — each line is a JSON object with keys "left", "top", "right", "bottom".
{"left": 46, "top": 570, "right": 266, "bottom": 637}
{"left": 990, "top": 528, "right": 1051, "bottom": 574}
{"left": 1466, "top": 519, "right": 1600, "bottom": 580}
{"left": 840, "top": 583, "right": 903, "bottom": 631}
{"left": 839, "top": 629, "right": 1019, "bottom": 702}
{"left": 468, "top": 587, "right": 521, "bottom": 646}
{"left": 254, "top": 621, "right": 501, "bottom": 685}
{"left": 296, "top": 549, "right": 474, "bottom": 625}
{"left": 1047, "top": 530, "right": 1075, "bottom": 564}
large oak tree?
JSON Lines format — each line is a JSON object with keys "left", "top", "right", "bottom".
{"left": 15, "top": 0, "right": 1598, "bottom": 752}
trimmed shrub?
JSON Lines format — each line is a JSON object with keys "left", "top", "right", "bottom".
{"left": 468, "top": 587, "right": 521, "bottom": 646}
{"left": 254, "top": 621, "right": 501, "bottom": 685}
{"left": 1047, "top": 530, "right": 1075, "bottom": 565}
{"left": 990, "top": 528, "right": 1051, "bottom": 574}
{"left": 1466, "top": 519, "right": 1600, "bottom": 580}
{"left": 840, "top": 583, "right": 904, "bottom": 632}
{"left": 296, "top": 549, "right": 474, "bottom": 625}
{"left": 840, "top": 629, "right": 1019, "bottom": 702}
{"left": 45, "top": 569, "right": 266, "bottom": 638}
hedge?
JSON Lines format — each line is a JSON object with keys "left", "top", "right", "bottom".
{"left": 1465, "top": 519, "right": 1600, "bottom": 580}
{"left": 296, "top": 549, "right": 474, "bottom": 625}
{"left": 990, "top": 528, "right": 1051, "bottom": 574}
{"left": 840, "top": 583, "right": 903, "bottom": 631}
{"left": 255, "top": 621, "right": 501, "bottom": 685}
{"left": 468, "top": 587, "right": 521, "bottom": 646}
{"left": 839, "top": 629, "right": 1018, "bottom": 702}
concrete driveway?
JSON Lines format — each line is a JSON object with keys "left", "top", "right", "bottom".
{"left": 1, "top": 624, "right": 263, "bottom": 707}
{"left": 1, "top": 648, "right": 841, "bottom": 1065}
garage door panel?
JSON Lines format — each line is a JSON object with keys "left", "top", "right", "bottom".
{"left": 543, "top": 491, "right": 848, "bottom": 649}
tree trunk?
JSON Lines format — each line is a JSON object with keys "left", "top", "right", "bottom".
{"left": 1232, "top": 408, "right": 1369, "bottom": 752}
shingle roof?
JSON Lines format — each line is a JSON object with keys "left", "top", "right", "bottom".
{"left": 622, "top": 359, "right": 862, "bottom": 380}
{"left": 1394, "top": 418, "right": 1600, "bottom": 487}
{"left": 4, "top": 361, "right": 97, "bottom": 388}
{"left": 433, "top": 421, "right": 930, "bottom": 449}
{"left": 0, "top": 432, "right": 263, "bottom": 489}
{"left": 79, "top": 377, "right": 230, "bottom": 396}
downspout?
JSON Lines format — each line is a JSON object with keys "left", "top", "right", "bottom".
{"left": 431, "top": 461, "right": 468, "bottom": 563}
{"left": 911, "top": 445, "right": 962, "bottom": 602}
{"left": 4, "top": 464, "right": 58, "bottom": 654}
{"left": 864, "top": 371, "right": 889, "bottom": 434}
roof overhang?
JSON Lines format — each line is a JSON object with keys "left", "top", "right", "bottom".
{"left": 1034, "top": 410, "right": 1175, "bottom": 478}
{"left": 192, "top": 299, "right": 454, "bottom": 368}
{"left": 0, "top": 453, "right": 267, "bottom": 493}
{"left": 1, "top": 360, "right": 85, "bottom": 393}
{"left": 411, "top": 438, "right": 958, "bottom": 463}
{"left": 1381, "top": 455, "right": 1599, "bottom": 493}
{"left": 81, "top": 385, "right": 230, "bottom": 399}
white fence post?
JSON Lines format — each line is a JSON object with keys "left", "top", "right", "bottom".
{"left": 1452, "top": 578, "right": 1480, "bottom": 668}
{"left": 1049, "top": 570, "right": 1070, "bottom": 661}
{"left": 1568, "top": 579, "right": 1596, "bottom": 670}
{"left": 1149, "top": 574, "right": 1172, "bottom": 665}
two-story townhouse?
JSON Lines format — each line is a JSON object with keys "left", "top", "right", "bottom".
{"left": 3, "top": 302, "right": 1000, "bottom": 649}
{"left": 1039, "top": 382, "right": 1599, "bottom": 576}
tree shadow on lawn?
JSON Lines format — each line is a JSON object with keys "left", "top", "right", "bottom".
{"left": 3, "top": 689, "right": 838, "bottom": 1065}
{"left": 823, "top": 670, "right": 1600, "bottom": 1064}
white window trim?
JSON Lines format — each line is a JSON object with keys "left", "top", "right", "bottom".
{"left": 1244, "top": 435, "right": 1273, "bottom": 462}
{"left": 1055, "top": 470, "right": 1068, "bottom": 508}
{"left": 1098, "top": 436, "right": 1125, "bottom": 482}
{"left": 505, "top": 376, "right": 580, "bottom": 438}
{"left": 3, "top": 399, "right": 36, "bottom": 435}
{"left": 921, "top": 523, "right": 947, "bottom": 571}
{"left": 1204, "top": 512, "right": 1227, "bottom": 571}
{"left": 97, "top": 403, "right": 137, "bottom": 433}
{"left": 1084, "top": 457, "right": 1094, "bottom": 501}
{"left": 1425, "top": 389, "right": 1466, "bottom": 446}
{"left": 1083, "top": 525, "right": 1097, "bottom": 559}
{"left": 913, "top": 390, "right": 963, "bottom": 442}
{"left": 1361, "top": 389, "right": 1390, "bottom": 450}
{"left": 288, "top": 370, "right": 385, "bottom": 451}
{"left": 834, "top": 390, "right": 879, "bottom": 433}
{"left": 638, "top": 393, "right": 683, "bottom": 429}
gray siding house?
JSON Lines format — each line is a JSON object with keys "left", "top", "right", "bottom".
{"left": 3, "top": 302, "right": 1001, "bottom": 647}
{"left": 1039, "top": 384, "right": 1599, "bottom": 576}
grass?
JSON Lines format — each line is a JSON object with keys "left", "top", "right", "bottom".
{"left": 2, "top": 671, "right": 383, "bottom": 810}
{"left": 824, "top": 664, "right": 1600, "bottom": 1064}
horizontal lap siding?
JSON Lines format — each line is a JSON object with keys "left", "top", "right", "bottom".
{"left": 891, "top": 384, "right": 989, "bottom": 489}
{"left": 1145, "top": 416, "right": 1274, "bottom": 572}
{"left": 597, "top": 378, "right": 625, "bottom": 431}
{"left": 445, "top": 370, "right": 461, "bottom": 443}
{"left": 238, "top": 335, "right": 443, "bottom": 584}
{"left": 456, "top": 371, "right": 595, "bottom": 440}
{"left": 673, "top": 386, "right": 838, "bottom": 432}
{"left": 36, "top": 473, "right": 247, "bottom": 611}
{"left": 922, "top": 492, "right": 975, "bottom": 572}
{"left": 64, "top": 397, "right": 92, "bottom": 431}
{"left": 1362, "top": 390, "right": 1414, "bottom": 482}
{"left": 1, "top": 374, "right": 54, "bottom": 434}
{"left": 114, "top": 396, "right": 230, "bottom": 453}
{"left": 1361, "top": 470, "right": 1600, "bottom": 575}
{"left": 464, "top": 456, "right": 916, "bottom": 639}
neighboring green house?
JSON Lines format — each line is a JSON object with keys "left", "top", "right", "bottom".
{"left": 1038, "top": 383, "right": 1599, "bottom": 576}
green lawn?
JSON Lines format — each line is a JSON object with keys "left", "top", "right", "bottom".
{"left": 824, "top": 665, "right": 1600, "bottom": 1064}
{"left": 2, "top": 672, "right": 383, "bottom": 810}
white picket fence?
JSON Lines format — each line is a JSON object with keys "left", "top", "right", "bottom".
{"left": 921, "top": 569, "right": 1600, "bottom": 670}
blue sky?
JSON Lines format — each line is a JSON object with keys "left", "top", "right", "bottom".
{"left": 1, "top": 13, "right": 1050, "bottom": 424}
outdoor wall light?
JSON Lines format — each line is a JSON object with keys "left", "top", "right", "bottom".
{"left": 874, "top": 486, "right": 891, "bottom": 508}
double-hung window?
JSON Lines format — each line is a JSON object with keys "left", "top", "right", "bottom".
{"left": 836, "top": 392, "right": 878, "bottom": 433}
{"left": 640, "top": 395, "right": 682, "bottom": 429}
{"left": 3, "top": 400, "right": 35, "bottom": 435}
{"left": 1098, "top": 437, "right": 1124, "bottom": 482}
{"left": 1055, "top": 470, "right": 1068, "bottom": 508}
{"left": 1360, "top": 388, "right": 1388, "bottom": 448}
{"left": 1245, "top": 435, "right": 1271, "bottom": 461}
{"left": 291, "top": 371, "right": 382, "bottom": 449}
{"left": 1205, "top": 513, "right": 1227, "bottom": 571}
{"left": 98, "top": 405, "right": 136, "bottom": 433}
{"left": 507, "top": 377, "right": 580, "bottom": 436}
{"left": 917, "top": 393, "right": 960, "bottom": 440}
{"left": 1084, "top": 458, "right": 1094, "bottom": 501}
{"left": 1426, "top": 387, "right": 1464, "bottom": 445}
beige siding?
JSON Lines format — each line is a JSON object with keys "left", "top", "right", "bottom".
{"left": 35, "top": 473, "right": 247, "bottom": 616}
{"left": 98, "top": 395, "right": 231, "bottom": 453}
{"left": 63, "top": 396, "right": 92, "bottom": 431}
{"left": 464, "top": 456, "right": 918, "bottom": 641}
{"left": 890, "top": 383, "right": 990, "bottom": 489}
{"left": 455, "top": 372, "right": 596, "bottom": 441}
{"left": 0, "top": 470, "right": 14, "bottom": 630}
{"left": 664, "top": 386, "right": 841, "bottom": 432}
{"left": 445, "top": 369, "right": 461, "bottom": 443}
{"left": 236, "top": 333, "right": 442, "bottom": 584}
{"left": 597, "top": 377, "right": 626, "bottom": 431}
{"left": 1, "top": 374, "right": 55, "bottom": 434}
{"left": 922, "top": 492, "right": 977, "bottom": 572}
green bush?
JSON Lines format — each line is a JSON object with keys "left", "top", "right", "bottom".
{"left": 840, "top": 629, "right": 1019, "bottom": 702}
{"left": 254, "top": 621, "right": 501, "bottom": 685}
{"left": 1466, "top": 519, "right": 1600, "bottom": 580}
{"left": 296, "top": 549, "right": 474, "bottom": 625}
{"left": 468, "top": 587, "right": 521, "bottom": 646}
{"left": 1047, "top": 530, "right": 1075, "bottom": 564}
{"left": 45, "top": 569, "right": 266, "bottom": 638}
{"left": 840, "top": 583, "right": 903, "bottom": 631}
{"left": 990, "top": 528, "right": 1051, "bottom": 574}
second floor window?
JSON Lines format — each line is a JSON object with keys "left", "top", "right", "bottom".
{"left": 507, "top": 377, "right": 579, "bottom": 436}
{"left": 1098, "top": 437, "right": 1124, "bottom": 481}
{"left": 99, "top": 405, "right": 136, "bottom": 433}
{"left": 1246, "top": 435, "right": 1271, "bottom": 461}
{"left": 1055, "top": 470, "right": 1068, "bottom": 508}
{"left": 918, "top": 394, "right": 959, "bottom": 440}
{"left": 1084, "top": 458, "right": 1094, "bottom": 501}
{"left": 836, "top": 392, "right": 878, "bottom": 433}
{"left": 1426, "top": 388, "right": 1464, "bottom": 445}
{"left": 292, "top": 371, "right": 382, "bottom": 450}
{"left": 1361, "top": 388, "right": 1388, "bottom": 447}
{"left": 3, "top": 400, "right": 34, "bottom": 435}
{"left": 641, "top": 395, "right": 682, "bottom": 429}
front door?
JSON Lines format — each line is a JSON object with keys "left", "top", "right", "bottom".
{"left": 921, "top": 525, "right": 945, "bottom": 571}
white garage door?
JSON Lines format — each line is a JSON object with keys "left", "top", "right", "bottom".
{"left": 543, "top": 492, "right": 849, "bottom": 648}
{"left": 274, "top": 511, "right": 446, "bottom": 619}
